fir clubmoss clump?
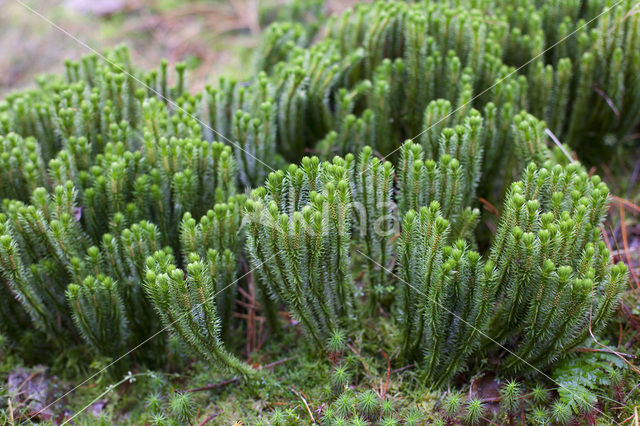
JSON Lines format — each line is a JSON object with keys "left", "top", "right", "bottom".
{"left": 144, "top": 251, "right": 255, "bottom": 377}
{"left": 0, "top": 0, "right": 633, "bottom": 410}
{"left": 245, "top": 145, "right": 626, "bottom": 385}
{"left": 245, "top": 155, "right": 357, "bottom": 348}
{"left": 399, "top": 160, "right": 628, "bottom": 383}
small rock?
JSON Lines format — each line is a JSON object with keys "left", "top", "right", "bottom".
{"left": 91, "top": 399, "right": 109, "bottom": 418}
{"left": 7, "top": 367, "right": 55, "bottom": 420}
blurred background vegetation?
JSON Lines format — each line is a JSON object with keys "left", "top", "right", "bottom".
{"left": 0, "top": 0, "right": 360, "bottom": 97}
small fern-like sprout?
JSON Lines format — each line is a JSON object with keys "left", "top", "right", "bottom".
{"left": 551, "top": 401, "right": 573, "bottom": 425}
{"left": 531, "top": 385, "right": 549, "bottom": 405}
{"left": 328, "top": 329, "right": 347, "bottom": 353}
{"left": 332, "top": 415, "right": 349, "bottom": 426}
{"left": 574, "top": 388, "right": 596, "bottom": 413}
{"left": 356, "top": 390, "right": 380, "bottom": 419}
{"left": 169, "top": 392, "right": 195, "bottom": 424}
{"left": 334, "top": 391, "right": 356, "bottom": 418}
{"left": 283, "top": 408, "right": 301, "bottom": 424}
{"left": 531, "top": 407, "right": 551, "bottom": 425}
{"left": 350, "top": 414, "right": 367, "bottom": 426}
{"left": 321, "top": 405, "right": 336, "bottom": 423}
{"left": 500, "top": 380, "right": 522, "bottom": 414}
{"left": 443, "top": 391, "right": 464, "bottom": 419}
{"left": 145, "top": 392, "right": 164, "bottom": 414}
{"left": 609, "top": 368, "right": 622, "bottom": 386}
{"left": 402, "top": 408, "right": 424, "bottom": 426}
{"left": 331, "top": 364, "right": 351, "bottom": 391}
{"left": 148, "top": 413, "right": 170, "bottom": 426}
{"left": 380, "top": 399, "right": 394, "bottom": 418}
{"left": 270, "top": 408, "right": 287, "bottom": 426}
{"left": 464, "top": 398, "right": 485, "bottom": 425}
{"left": 430, "top": 416, "right": 446, "bottom": 426}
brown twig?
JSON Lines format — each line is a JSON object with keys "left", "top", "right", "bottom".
{"left": 619, "top": 204, "right": 640, "bottom": 289}
{"left": 235, "top": 299, "right": 261, "bottom": 310}
{"left": 259, "top": 315, "right": 265, "bottom": 346}
{"left": 620, "top": 405, "right": 640, "bottom": 426}
{"left": 232, "top": 312, "right": 265, "bottom": 321}
{"left": 290, "top": 387, "right": 315, "bottom": 423}
{"left": 624, "top": 381, "right": 640, "bottom": 402}
{"left": 379, "top": 350, "right": 390, "bottom": 398}
{"left": 478, "top": 197, "right": 500, "bottom": 217}
{"left": 619, "top": 322, "right": 624, "bottom": 348}
{"left": 389, "top": 231, "right": 401, "bottom": 245}
{"left": 246, "top": 261, "right": 257, "bottom": 357}
{"left": 621, "top": 413, "right": 635, "bottom": 425}
{"left": 257, "top": 323, "right": 268, "bottom": 352}
{"left": 261, "top": 356, "right": 295, "bottom": 370}
{"left": 198, "top": 411, "right": 222, "bottom": 425}
{"left": 611, "top": 195, "right": 640, "bottom": 214}
{"left": 391, "top": 364, "right": 416, "bottom": 374}
{"left": 346, "top": 342, "right": 370, "bottom": 376}
{"left": 575, "top": 346, "right": 636, "bottom": 360}
{"left": 480, "top": 396, "right": 503, "bottom": 403}
{"left": 481, "top": 416, "right": 501, "bottom": 425}
{"left": 593, "top": 86, "right": 620, "bottom": 118}
{"left": 14, "top": 370, "right": 41, "bottom": 394}
{"left": 186, "top": 377, "right": 240, "bottom": 393}
{"left": 236, "top": 285, "right": 252, "bottom": 301}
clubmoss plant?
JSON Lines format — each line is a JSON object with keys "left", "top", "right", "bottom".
{"left": 66, "top": 275, "right": 128, "bottom": 364}
{"left": 500, "top": 380, "right": 523, "bottom": 414}
{"left": 0, "top": 1, "right": 632, "bottom": 415}
{"left": 144, "top": 251, "right": 255, "bottom": 377}
{"left": 464, "top": 398, "right": 485, "bottom": 425}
